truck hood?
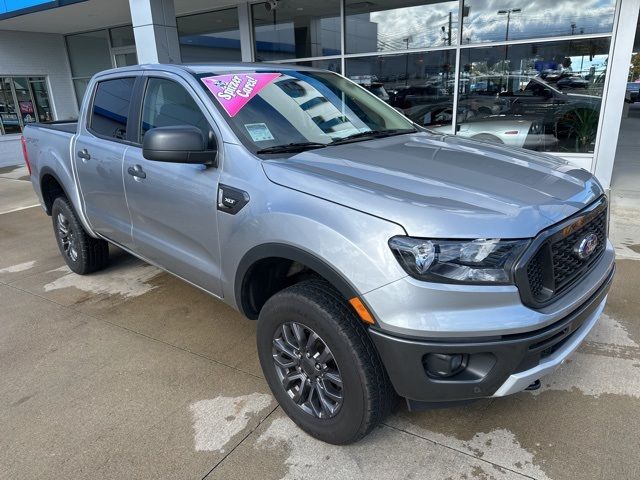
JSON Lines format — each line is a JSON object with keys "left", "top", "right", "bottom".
{"left": 261, "top": 132, "right": 603, "bottom": 238}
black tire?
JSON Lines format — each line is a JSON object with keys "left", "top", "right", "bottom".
{"left": 51, "top": 196, "right": 109, "bottom": 275}
{"left": 257, "top": 280, "right": 395, "bottom": 444}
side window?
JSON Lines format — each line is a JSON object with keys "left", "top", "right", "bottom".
{"left": 90, "top": 77, "right": 136, "bottom": 140}
{"left": 140, "top": 78, "right": 211, "bottom": 141}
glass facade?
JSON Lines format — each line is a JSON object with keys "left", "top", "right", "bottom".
{"left": 461, "top": 0, "right": 617, "bottom": 43}
{"left": 456, "top": 38, "right": 610, "bottom": 153}
{"left": 252, "top": 0, "right": 341, "bottom": 61}
{"left": 252, "top": 0, "right": 617, "bottom": 156}
{"left": 345, "top": 0, "right": 459, "bottom": 53}
{"left": 0, "top": 76, "right": 52, "bottom": 135}
{"left": 177, "top": 8, "right": 242, "bottom": 62}
{"left": 66, "top": 26, "right": 138, "bottom": 105}
{"left": 293, "top": 58, "right": 342, "bottom": 73}
{"left": 346, "top": 51, "right": 456, "bottom": 127}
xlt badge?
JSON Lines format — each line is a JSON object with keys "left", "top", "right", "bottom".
{"left": 217, "top": 184, "right": 249, "bottom": 215}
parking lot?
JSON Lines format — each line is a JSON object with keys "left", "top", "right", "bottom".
{"left": 1, "top": 165, "right": 639, "bottom": 480}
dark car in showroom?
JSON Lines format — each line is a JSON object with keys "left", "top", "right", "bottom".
{"left": 461, "top": 75, "right": 602, "bottom": 153}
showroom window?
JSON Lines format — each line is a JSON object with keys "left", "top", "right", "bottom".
{"left": 177, "top": 7, "right": 242, "bottom": 62}
{"left": 292, "top": 59, "right": 342, "bottom": 73}
{"left": 66, "top": 26, "right": 138, "bottom": 106}
{"left": 0, "top": 77, "right": 53, "bottom": 135}
{"left": 345, "top": 0, "right": 459, "bottom": 54}
{"left": 458, "top": 38, "right": 611, "bottom": 153}
{"left": 252, "top": 0, "right": 341, "bottom": 61}
{"left": 461, "top": 0, "right": 617, "bottom": 43}
{"left": 345, "top": 51, "right": 456, "bottom": 128}
{"left": 249, "top": 0, "right": 617, "bottom": 159}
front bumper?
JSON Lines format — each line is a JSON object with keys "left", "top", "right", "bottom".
{"left": 368, "top": 264, "right": 614, "bottom": 403}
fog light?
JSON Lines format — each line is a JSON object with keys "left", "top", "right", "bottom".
{"left": 424, "top": 353, "right": 469, "bottom": 378}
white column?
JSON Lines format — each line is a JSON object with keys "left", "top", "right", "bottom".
{"left": 238, "top": 2, "right": 254, "bottom": 62}
{"left": 129, "top": 0, "right": 181, "bottom": 64}
{"left": 592, "top": 0, "right": 640, "bottom": 189}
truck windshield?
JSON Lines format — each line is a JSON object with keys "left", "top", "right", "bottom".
{"left": 194, "top": 70, "right": 416, "bottom": 154}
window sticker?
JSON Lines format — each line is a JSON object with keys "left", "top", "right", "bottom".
{"left": 201, "top": 72, "right": 281, "bottom": 117}
{"left": 244, "top": 123, "right": 274, "bottom": 142}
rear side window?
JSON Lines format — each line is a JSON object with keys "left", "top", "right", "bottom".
{"left": 140, "top": 78, "right": 210, "bottom": 141}
{"left": 90, "top": 77, "right": 136, "bottom": 140}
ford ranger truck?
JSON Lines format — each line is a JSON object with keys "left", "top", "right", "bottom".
{"left": 23, "top": 64, "right": 615, "bottom": 445}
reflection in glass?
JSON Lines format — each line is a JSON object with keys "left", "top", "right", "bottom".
{"left": 65, "top": 30, "right": 112, "bottom": 78}
{"left": 114, "top": 52, "right": 138, "bottom": 68}
{"left": 109, "top": 25, "right": 135, "bottom": 48}
{"left": 91, "top": 78, "right": 136, "bottom": 140}
{"left": 30, "top": 79, "right": 53, "bottom": 123}
{"left": 252, "top": 0, "right": 341, "bottom": 61}
{"left": 73, "top": 79, "right": 91, "bottom": 107}
{"left": 462, "top": 0, "right": 616, "bottom": 43}
{"left": 0, "top": 77, "right": 52, "bottom": 134}
{"left": 346, "top": 51, "right": 456, "bottom": 128}
{"left": 345, "top": 0, "right": 459, "bottom": 54}
{"left": 291, "top": 59, "right": 342, "bottom": 73}
{"left": 455, "top": 38, "right": 610, "bottom": 153}
{"left": 177, "top": 8, "right": 242, "bottom": 62}
{"left": 0, "top": 78, "right": 20, "bottom": 134}
{"left": 197, "top": 69, "right": 414, "bottom": 152}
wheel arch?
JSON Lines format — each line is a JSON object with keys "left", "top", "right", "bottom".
{"left": 235, "top": 243, "right": 360, "bottom": 320}
{"left": 39, "top": 167, "right": 70, "bottom": 215}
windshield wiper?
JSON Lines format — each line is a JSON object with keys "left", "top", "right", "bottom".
{"left": 255, "top": 142, "right": 329, "bottom": 154}
{"left": 330, "top": 128, "right": 416, "bottom": 145}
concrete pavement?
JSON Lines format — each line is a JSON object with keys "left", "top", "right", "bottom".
{"left": 1, "top": 166, "right": 639, "bottom": 479}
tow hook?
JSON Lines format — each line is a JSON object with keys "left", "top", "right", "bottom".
{"left": 525, "top": 379, "right": 541, "bottom": 391}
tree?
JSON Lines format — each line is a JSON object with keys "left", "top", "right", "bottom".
{"left": 630, "top": 53, "right": 640, "bottom": 82}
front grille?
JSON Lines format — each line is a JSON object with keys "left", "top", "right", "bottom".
{"left": 516, "top": 197, "right": 608, "bottom": 308}
{"left": 526, "top": 250, "right": 546, "bottom": 298}
{"left": 550, "top": 209, "right": 607, "bottom": 295}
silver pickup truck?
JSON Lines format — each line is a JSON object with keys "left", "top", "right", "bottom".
{"left": 23, "top": 64, "right": 615, "bottom": 444}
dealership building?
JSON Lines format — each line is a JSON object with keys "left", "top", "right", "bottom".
{"left": 0, "top": 0, "right": 638, "bottom": 191}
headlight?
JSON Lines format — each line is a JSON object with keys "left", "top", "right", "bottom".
{"left": 388, "top": 236, "right": 530, "bottom": 284}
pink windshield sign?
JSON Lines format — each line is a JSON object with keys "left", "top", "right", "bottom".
{"left": 201, "top": 73, "right": 281, "bottom": 117}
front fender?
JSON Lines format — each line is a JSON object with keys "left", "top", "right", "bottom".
{"left": 218, "top": 182, "right": 408, "bottom": 312}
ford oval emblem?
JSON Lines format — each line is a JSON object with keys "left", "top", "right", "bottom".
{"left": 574, "top": 233, "right": 599, "bottom": 260}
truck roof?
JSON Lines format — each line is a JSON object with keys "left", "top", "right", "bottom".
{"left": 95, "top": 62, "right": 322, "bottom": 78}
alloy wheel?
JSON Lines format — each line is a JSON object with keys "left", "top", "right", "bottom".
{"left": 272, "top": 322, "right": 344, "bottom": 419}
{"left": 56, "top": 212, "right": 78, "bottom": 262}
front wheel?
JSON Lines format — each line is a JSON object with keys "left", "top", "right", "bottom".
{"left": 51, "top": 196, "right": 109, "bottom": 275}
{"left": 257, "top": 280, "right": 395, "bottom": 444}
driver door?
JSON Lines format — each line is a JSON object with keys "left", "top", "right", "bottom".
{"left": 123, "top": 75, "right": 223, "bottom": 296}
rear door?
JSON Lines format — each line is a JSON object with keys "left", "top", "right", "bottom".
{"left": 74, "top": 76, "right": 137, "bottom": 247}
{"left": 122, "top": 73, "right": 223, "bottom": 295}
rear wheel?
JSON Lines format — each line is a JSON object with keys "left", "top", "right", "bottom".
{"left": 51, "top": 196, "right": 109, "bottom": 275}
{"left": 257, "top": 280, "right": 395, "bottom": 444}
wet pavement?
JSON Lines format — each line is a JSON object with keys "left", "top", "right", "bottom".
{"left": 1, "top": 165, "right": 639, "bottom": 479}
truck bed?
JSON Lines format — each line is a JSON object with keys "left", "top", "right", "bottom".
{"left": 30, "top": 121, "right": 78, "bottom": 134}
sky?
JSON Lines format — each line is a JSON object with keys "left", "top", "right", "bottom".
{"left": 347, "top": 0, "right": 617, "bottom": 49}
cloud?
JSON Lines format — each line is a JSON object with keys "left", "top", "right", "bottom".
{"left": 347, "top": 0, "right": 616, "bottom": 50}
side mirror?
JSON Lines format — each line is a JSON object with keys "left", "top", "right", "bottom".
{"left": 142, "top": 125, "right": 217, "bottom": 166}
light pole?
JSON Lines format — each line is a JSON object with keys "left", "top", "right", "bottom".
{"left": 497, "top": 9, "right": 521, "bottom": 73}
{"left": 497, "top": 8, "right": 521, "bottom": 42}
{"left": 403, "top": 36, "right": 412, "bottom": 86}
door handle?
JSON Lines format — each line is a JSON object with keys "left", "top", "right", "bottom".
{"left": 77, "top": 149, "right": 91, "bottom": 160}
{"left": 127, "top": 165, "right": 146, "bottom": 179}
